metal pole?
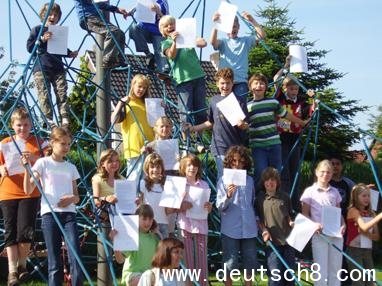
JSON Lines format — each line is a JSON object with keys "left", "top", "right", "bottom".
{"left": 95, "top": 6, "right": 112, "bottom": 286}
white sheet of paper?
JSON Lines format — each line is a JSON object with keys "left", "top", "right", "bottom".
{"left": 360, "top": 217, "right": 373, "bottom": 248}
{"left": 113, "top": 214, "right": 139, "bottom": 251}
{"left": 216, "top": 93, "right": 245, "bottom": 126}
{"left": 145, "top": 98, "right": 165, "bottom": 126}
{"left": 115, "top": 179, "right": 137, "bottom": 214}
{"left": 222, "top": 168, "right": 246, "bottom": 186}
{"left": 159, "top": 176, "right": 187, "bottom": 209}
{"left": 370, "top": 189, "right": 379, "bottom": 211}
{"left": 213, "top": 1, "right": 238, "bottom": 33}
{"left": 1, "top": 139, "right": 25, "bottom": 176}
{"left": 47, "top": 25, "right": 68, "bottom": 55}
{"left": 175, "top": 18, "right": 196, "bottom": 48}
{"left": 321, "top": 205, "right": 342, "bottom": 238}
{"left": 289, "top": 45, "right": 308, "bottom": 73}
{"left": 46, "top": 173, "right": 73, "bottom": 206}
{"left": 186, "top": 186, "right": 210, "bottom": 220}
{"left": 136, "top": 0, "right": 156, "bottom": 24}
{"left": 156, "top": 139, "right": 179, "bottom": 170}
{"left": 286, "top": 213, "right": 318, "bottom": 252}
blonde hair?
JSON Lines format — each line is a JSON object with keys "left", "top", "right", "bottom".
{"left": 96, "top": 149, "right": 123, "bottom": 180}
{"left": 314, "top": 159, "right": 333, "bottom": 182}
{"left": 159, "top": 15, "right": 176, "bottom": 37}
{"left": 11, "top": 107, "right": 30, "bottom": 125}
{"left": 39, "top": 2, "right": 62, "bottom": 23}
{"left": 143, "top": 153, "right": 165, "bottom": 191}
{"left": 50, "top": 126, "right": 72, "bottom": 143}
{"left": 153, "top": 116, "right": 173, "bottom": 139}
{"left": 349, "top": 183, "right": 374, "bottom": 215}
{"left": 128, "top": 74, "right": 150, "bottom": 99}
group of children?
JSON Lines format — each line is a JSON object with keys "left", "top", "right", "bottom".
{"left": 2, "top": 1, "right": 379, "bottom": 286}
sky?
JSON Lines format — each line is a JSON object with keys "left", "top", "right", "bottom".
{"left": 0, "top": 0, "right": 381, "bottom": 150}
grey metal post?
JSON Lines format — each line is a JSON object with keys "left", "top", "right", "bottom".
{"left": 95, "top": 7, "right": 112, "bottom": 286}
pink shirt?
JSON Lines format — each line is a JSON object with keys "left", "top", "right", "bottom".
{"left": 300, "top": 183, "right": 342, "bottom": 222}
{"left": 177, "top": 179, "right": 210, "bottom": 235}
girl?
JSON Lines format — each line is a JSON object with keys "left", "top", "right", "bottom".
{"left": 168, "top": 154, "right": 212, "bottom": 286}
{"left": 300, "top": 159, "right": 345, "bottom": 286}
{"left": 139, "top": 153, "right": 168, "bottom": 238}
{"left": 114, "top": 204, "right": 159, "bottom": 286}
{"left": 138, "top": 238, "right": 186, "bottom": 286}
{"left": 346, "top": 184, "right": 382, "bottom": 286}
{"left": 216, "top": 145, "right": 258, "bottom": 286}
{"left": 146, "top": 116, "right": 173, "bottom": 151}
{"left": 111, "top": 74, "right": 154, "bottom": 183}
{"left": 0, "top": 107, "right": 48, "bottom": 286}
{"left": 92, "top": 148, "right": 124, "bottom": 285}
{"left": 158, "top": 15, "right": 208, "bottom": 125}
{"left": 23, "top": 127, "right": 83, "bottom": 286}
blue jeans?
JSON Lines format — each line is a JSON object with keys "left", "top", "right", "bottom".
{"left": 129, "top": 23, "right": 169, "bottom": 72}
{"left": 221, "top": 234, "right": 259, "bottom": 273}
{"left": 252, "top": 144, "right": 282, "bottom": 188}
{"left": 41, "top": 212, "right": 83, "bottom": 286}
{"left": 265, "top": 244, "right": 295, "bottom": 286}
{"left": 233, "top": 82, "right": 249, "bottom": 98}
{"left": 175, "top": 77, "right": 207, "bottom": 125}
{"left": 215, "top": 155, "right": 225, "bottom": 182}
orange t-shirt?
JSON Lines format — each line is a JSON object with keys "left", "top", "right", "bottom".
{"left": 0, "top": 136, "right": 48, "bottom": 200}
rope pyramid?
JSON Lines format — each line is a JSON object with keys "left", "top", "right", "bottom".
{"left": 0, "top": 0, "right": 381, "bottom": 285}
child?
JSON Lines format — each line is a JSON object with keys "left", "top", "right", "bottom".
{"left": 23, "top": 127, "right": 83, "bottom": 286}
{"left": 26, "top": 3, "right": 78, "bottom": 127}
{"left": 216, "top": 145, "right": 258, "bottom": 286}
{"left": 128, "top": 0, "right": 170, "bottom": 72}
{"left": 300, "top": 159, "right": 345, "bottom": 286}
{"left": 247, "top": 73, "right": 308, "bottom": 187}
{"left": 144, "top": 115, "right": 173, "bottom": 153}
{"left": 188, "top": 68, "right": 248, "bottom": 180}
{"left": 92, "top": 148, "right": 124, "bottom": 285}
{"left": 159, "top": 15, "right": 208, "bottom": 125}
{"left": 273, "top": 55, "right": 315, "bottom": 209}
{"left": 111, "top": 74, "right": 155, "bottom": 184}
{"left": 210, "top": 12, "right": 265, "bottom": 97}
{"left": 346, "top": 184, "right": 382, "bottom": 286}
{"left": 0, "top": 107, "right": 48, "bottom": 286}
{"left": 255, "top": 167, "right": 295, "bottom": 286}
{"left": 114, "top": 204, "right": 159, "bottom": 286}
{"left": 73, "top": 0, "right": 128, "bottom": 68}
{"left": 139, "top": 153, "right": 168, "bottom": 238}
{"left": 138, "top": 238, "right": 186, "bottom": 286}
{"left": 167, "top": 154, "right": 212, "bottom": 286}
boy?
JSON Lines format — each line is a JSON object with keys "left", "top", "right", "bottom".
{"left": 188, "top": 68, "right": 248, "bottom": 179}
{"left": 210, "top": 11, "right": 265, "bottom": 97}
{"left": 255, "top": 167, "right": 295, "bottom": 286}
{"left": 247, "top": 73, "right": 308, "bottom": 187}
{"left": 73, "top": 0, "right": 129, "bottom": 68}
{"left": 26, "top": 3, "right": 78, "bottom": 127}
{"left": 273, "top": 55, "right": 315, "bottom": 209}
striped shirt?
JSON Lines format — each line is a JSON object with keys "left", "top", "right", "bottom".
{"left": 247, "top": 97, "right": 287, "bottom": 148}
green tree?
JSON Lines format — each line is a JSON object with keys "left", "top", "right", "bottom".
{"left": 249, "top": 0, "right": 369, "bottom": 160}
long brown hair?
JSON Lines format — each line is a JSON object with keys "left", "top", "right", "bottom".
{"left": 143, "top": 153, "right": 165, "bottom": 191}
{"left": 96, "top": 149, "right": 123, "bottom": 180}
{"left": 151, "top": 238, "right": 184, "bottom": 269}
{"left": 179, "top": 154, "right": 202, "bottom": 180}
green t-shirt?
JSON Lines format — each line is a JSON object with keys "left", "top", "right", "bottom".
{"left": 161, "top": 38, "right": 205, "bottom": 84}
{"left": 121, "top": 231, "right": 159, "bottom": 283}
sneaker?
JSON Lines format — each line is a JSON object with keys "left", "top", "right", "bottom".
{"left": 62, "top": 117, "right": 70, "bottom": 127}
{"left": 145, "top": 53, "right": 155, "bottom": 70}
{"left": 18, "top": 266, "right": 29, "bottom": 282}
{"left": 7, "top": 272, "right": 19, "bottom": 286}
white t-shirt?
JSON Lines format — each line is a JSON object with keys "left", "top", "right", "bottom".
{"left": 32, "top": 156, "right": 80, "bottom": 215}
{"left": 140, "top": 180, "right": 168, "bottom": 224}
